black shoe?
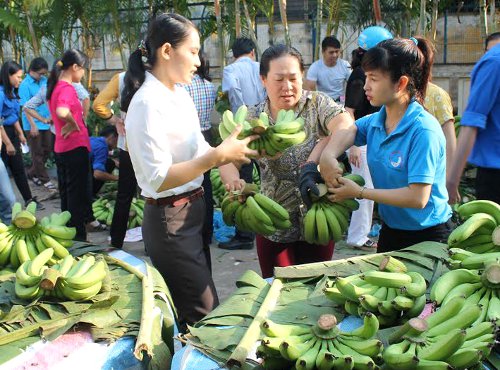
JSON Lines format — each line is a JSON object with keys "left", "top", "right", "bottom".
{"left": 218, "top": 238, "right": 254, "bottom": 250}
{"left": 26, "top": 197, "right": 45, "bottom": 211}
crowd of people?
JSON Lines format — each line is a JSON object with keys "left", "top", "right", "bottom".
{"left": 0, "top": 12, "right": 499, "bottom": 330}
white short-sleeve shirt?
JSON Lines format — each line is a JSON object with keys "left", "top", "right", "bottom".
{"left": 306, "top": 58, "right": 351, "bottom": 100}
{"left": 125, "top": 72, "right": 211, "bottom": 199}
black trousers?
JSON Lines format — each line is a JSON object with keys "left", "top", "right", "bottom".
{"left": 377, "top": 220, "right": 453, "bottom": 253}
{"left": 110, "top": 149, "right": 138, "bottom": 248}
{"left": 55, "top": 146, "right": 91, "bottom": 241}
{"left": 142, "top": 196, "right": 218, "bottom": 332}
{"left": 201, "top": 130, "right": 214, "bottom": 270}
{"left": 92, "top": 158, "right": 116, "bottom": 196}
{"left": 476, "top": 167, "right": 500, "bottom": 204}
{"left": 1, "top": 125, "right": 33, "bottom": 202}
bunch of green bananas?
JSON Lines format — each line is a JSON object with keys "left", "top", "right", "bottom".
{"left": 210, "top": 168, "right": 227, "bottom": 207}
{"left": 252, "top": 164, "right": 261, "bottom": 188}
{"left": 220, "top": 189, "right": 291, "bottom": 235}
{"left": 258, "top": 313, "right": 382, "bottom": 370}
{"left": 219, "top": 105, "right": 307, "bottom": 156}
{"left": 92, "top": 197, "right": 144, "bottom": 228}
{"left": 0, "top": 203, "right": 76, "bottom": 269}
{"left": 448, "top": 200, "right": 500, "bottom": 254}
{"left": 15, "top": 252, "right": 108, "bottom": 302}
{"left": 430, "top": 264, "right": 499, "bottom": 325}
{"left": 448, "top": 247, "right": 500, "bottom": 269}
{"left": 325, "top": 257, "right": 427, "bottom": 327}
{"left": 302, "top": 174, "right": 364, "bottom": 245}
{"left": 384, "top": 295, "right": 497, "bottom": 369}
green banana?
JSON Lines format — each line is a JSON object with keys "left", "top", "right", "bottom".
{"left": 16, "top": 261, "right": 41, "bottom": 286}
{"left": 233, "top": 105, "right": 248, "bottom": 125}
{"left": 271, "top": 131, "right": 307, "bottom": 148}
{"left": 361, "top": 270, "right": 412, "bottom": 288}
{"left": 335, "top": 276, "right": 378, "bottom": 302}
{"left": 28, "top": 247, "right": 54, "bottom": 276}
{"left": 441, "top": 281, "right": 482, "bottom": 306}
{"left": 40, "top": 234, "right": 70, "bottom": 258}
{"left": 60, "top": 280, "right": 102, "bottom": 301}
{"left": 303, "top": 205, "right": 317, "bottom": 244}
{"left": 342, "top": 173, "right": 365, "bottom": 186}
{"left": 447, "top": 348, "right": 483, "bottom": 369}
{"left": 271, "top": 119, "right": 304, "bottom": 135}
{"left": 279, "top": 337, "right": 317, "bottom": 361}
{"left": 13, "top": 210, "right": 37, "bottom": 229}
{"left": 457, "top": 199, "right": 500, "bottom": 224}
{"left": 261, "top": 319, "right": 311, "bottom": 337}
{"left": 222, "top": 200, "right": 241, "bottom": 226}
{"left": 401, "top": 271, "right": 426, "bottom": 298}
{"left": 314, "top": 206, "right": 330, "bottom": 245}
{"left": 295, "top": 339, "right": 321, "bottom": 370}
{"left": 344, "top": 312, "right": 379, "bottom": 339}
{"left": 26, "top": 201, "right": 37, "bottom": 216}
{"left": 425, "top": 295, "right": 466, "bottom": 328}
{"left": 253, "top": 193, "right": 289, "bottom": 221}
{"left": 245, "top": 196, "right": 273, "bottom": 226}
{"left": 448, "top": 212, "right": 497, "bottom": 246}
{"left": 392, "top": 295, "right": 415, "bottom": 311}
{"left": 15, "top": 239, "right": 31, "bottom": 264}
{"left": 418, "top": 328, "right": 466, "bottom": 361}
{"left": 11, "top": 202, "right": 22, "bottom": 219}
{"left": 454, "top": 233, "right": 493, "bottom": 249}
{"left": 328, "top": 204, "right": 349, "bottom": 232}
{"left": 66, "top": 255, "right": 95, "bottom": 278}
{"left": 460, "top": 251, "right": 500, "bottom": 269}
{"left": 429, "top": 269, "right": 480, "bottom": 304}
{"left": 322, "top": 205, "right": 342, "bottom": 242}
{"left": 383, "top": 340, "right": 419, "bottom": 370}
{"left": 324, "top": 286, "right": 348, "bottom": 305}
{"left": 15, "top": 281, "right": 42, "bottom": 300}
{"left": 337, "top": 336, "right": 383, "bottom": 357}
{"left": 63, "top": 260, "right": 107, "bottom": 290}
{"left": 426, "top": 304, "right": 481, "bottom": 337}
{"left": 336, "top": 199, "right": 360, "bottom": 211}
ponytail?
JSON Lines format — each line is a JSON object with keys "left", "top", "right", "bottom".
{"left": 414, "top": 36, "right": 434, "bottom": 103}
{"left": 120, "top": 49, "right": 147, "bottom": 112}
{"left": 46, "top": 61, "right": 63, "bottom": 101}
{"left": 120, "top": 13, "right": 196, "bottom": 112}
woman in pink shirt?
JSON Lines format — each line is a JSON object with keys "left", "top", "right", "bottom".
{"left": 47, "top": 49, "right": 91, "bottom": 241}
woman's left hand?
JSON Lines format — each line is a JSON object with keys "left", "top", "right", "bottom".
{"left": 327, "top": 177, "right": 362, "bottom": 202}
{"left": 19, "top": 135, "right": 27, "bottom": 145}
{"left": 225, "top": 179, "right": 246, "bottom": 193}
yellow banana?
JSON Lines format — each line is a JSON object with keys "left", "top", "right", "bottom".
{"left": 40, "top": 234, "right": 70, "bottom": 258}
{"left": 28, "top": 247, "right": 54, "bottom": 276}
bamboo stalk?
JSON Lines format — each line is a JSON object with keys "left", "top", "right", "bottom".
{"left": 235, "top": 0, "right": 241, "bottom": 37}
{"left": 214, "top": 0, "right": 226, "bottom": 68}
{"left": 226, "top": 278, "right": 283, "bottom": 368}
{"left": 278, "top": 0, "right": 291, "bottom": 47}
{"left": 133, "top": 263, "right": 155, "bottom": 360}
{"left": 315, "top": 0, "right": 323, "bottom": 60}
{"left": 241, "top": 0, "right": 261, "bottom": 56}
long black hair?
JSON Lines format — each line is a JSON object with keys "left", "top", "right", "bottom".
{"left": 121, "top": 13, "right": 195, "bottom": 112}
{"left": 260, "top": 44, "right": 304, "bottom": 77}
{"left": 196, "top": 52, "right": 211, "bottom": 82}
{"left": 361, "top": 37, "right": 433, "bottom": 105}
{"left": 46, "top": 49, "right": 88, "bottom": 101}
{"left": 0, "top": 60, "right": 22, "bottom": 99}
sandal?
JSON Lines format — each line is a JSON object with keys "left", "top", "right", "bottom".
{"left": 30, "top": 176, "right": 43, "bottom": 186}
{"left": 354, "top": 240, "right": 378, "bottom": 251}
{"left": 43, "top": 181, "right": 57, "bottom": 190}
{"left": 86, "top": 221, "right": 108, "bottom": 232}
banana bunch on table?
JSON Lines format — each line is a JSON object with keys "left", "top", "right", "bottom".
{"left": 430, "top": 263, "right": 500, "bottom": 325}
{"left": 15, "top": 250, "right": 107, "bottom": 302}
{"left": 302, "top": 174, "right": 364, "bottom": 245}
{"left": 448, "top": 200, "right": 500, "bottom": 254}
{"left": 219, "top": 105, "right": 307, "bottom": 156}
{"left": 258, "top": 313, "right": 382, "bottom": 370}
{"left": 324, "top": 256, "right": 427, "bottom": 327}
{"left": 383, "top": 295, "right": 497, "bottom": 369}
{"left": 220, "top": 187, "right": 291, "bottom": 235}
{"left": 0, "top": 203, "right": 76, "bottom": 268}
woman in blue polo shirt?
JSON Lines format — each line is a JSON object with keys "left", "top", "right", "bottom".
{"left": 320, "top": 37, "right": 452, "bottom": 252}
{"left": 0, "top": 61, "right": 41, "bottom": 209}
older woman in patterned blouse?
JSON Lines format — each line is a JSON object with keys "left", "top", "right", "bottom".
{"left": 244, "top": 44, "right": 353, "bottom": 278}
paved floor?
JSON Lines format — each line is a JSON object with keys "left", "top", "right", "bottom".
{"left": 15, "top": 176, "right": 374, "bottom": 301}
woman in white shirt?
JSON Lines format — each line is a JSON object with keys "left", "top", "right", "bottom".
{"left": 122, "top": 13, "right": 257, "bottom": 330}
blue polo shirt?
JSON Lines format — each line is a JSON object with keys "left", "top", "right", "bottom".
{"left": 19, "top": 74, "right": 50, "bottom": 131}
{"left": 355, "top": 101, "right": 452, "bottom": 230}
{"left": 461, "top": 44, "right": 500, "bottom": 169}
{"left": 0, "top": 86, "right": 20, "bottom": 126}
{"left": 90, "top": 137, "right": 108, "bottom": 172}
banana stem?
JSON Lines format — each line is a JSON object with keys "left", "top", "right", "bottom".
{"left": 482, "top": 262, "right": 500, "bottom": 285}
{"left": 380, "top": 256, "right": 408, "bottom": 273}
{"left": 226, "top": 278, "right": 283, "bottom": 368}
{"left": 40, "top": 268, "right": 61, "bottom": 290}
{"left": 103, "top": 254, "right": 145, "bottom": 280}
{"left": 133, "top": 263, "right": 155, "bottom": 361}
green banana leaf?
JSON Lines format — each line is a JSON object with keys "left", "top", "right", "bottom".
{"left": 185, "top": 242, "right": 451, "bottom": 368}
{"left": 0, "top": 254, "right": 175, "bottom": 370}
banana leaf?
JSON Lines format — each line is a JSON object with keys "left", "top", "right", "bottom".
{"left": 0, "top": 256, "right": 175, "bottom": 369}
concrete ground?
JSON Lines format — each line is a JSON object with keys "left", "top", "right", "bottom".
{"left": 14, "top": 175, "right": 374, "bottom": 302}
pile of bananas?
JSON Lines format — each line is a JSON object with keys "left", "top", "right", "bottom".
{"left": 430, "top": 264, "right": 499, "bottom": 324}
{"left": 220, "top": 188, "right": 291, "bottom": 235}
{"left": 210, "top": 168, "right": 227, "bottom": 207}
{"left": 0, "top": 203, "right": 76, "bottom": 268}
{"left": 325, "top": 257, "right": 427, "bottom": 327}
{"left": 92, "top": 197, "right": 145, "bottom": 228}
{"left": 448, "top": 200, "right": 500, "bottom": 254}
{"left": 258, "top": 313, "right": 382, "bottom": 370}
{"left": 15, "top": 250, "right": 108, "bottom": 301}
{"left": 384, "top": 295, "right": 497, "bottom": 369}
{"left": 302, "top": 174, "right": 364, "bottom": 245}
{"left": 219, "top": 106, "right": 307, "bottom": 156}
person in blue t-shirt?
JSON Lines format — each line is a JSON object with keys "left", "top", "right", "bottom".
{"left": 448, "top": 34, "right": 500, "bottom": 204}
{"left": 90, "top": 125, "right": 118, "bottom": 196}
{"left": 318, "top": 37, "right": 452, "bottom": 252}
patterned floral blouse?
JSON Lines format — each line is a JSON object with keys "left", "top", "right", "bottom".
{"left": 248, "top": 90, "right": 345, "bottom": 243}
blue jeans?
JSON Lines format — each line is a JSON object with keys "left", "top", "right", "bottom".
{"left": 0, "top": 158, "right": 16, "bottom": 224}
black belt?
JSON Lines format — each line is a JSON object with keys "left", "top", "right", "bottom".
{"left": 145, "top": 187, "right": 204, "bottom": 207}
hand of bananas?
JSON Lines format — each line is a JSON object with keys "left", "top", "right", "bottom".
{"left": 219, "top": 105, "right": 307, "bottom": 156}
{"left": 92, "top": 197, "right": 145, "bottom": 229}
{"left": 430, "top": 262, "right": 500, "bottom": 324}
{"left": 325, "top": 257, "right": 427, "bottom": 327}
{"left": 448, "top": 200, "right": 500, "bottom": 253}
{"left": 220, "top": 186, "right": 291, "bottom": 236}
{"left": 302, "top": 174, "right": 364, "bottom": 245}
{"left": 258, "top": 313, "right": 382, "bottom": 370}
{"left": 211, "top": 165, "right": 261, "bottom": 209}
{"left": 15, "top": 251, "right": 108, "bottom": 302}
{"left": 384, "top": 295, "right": 497, "bottom": 369}
{"left": 0, "top": 202, "right": 76, "bottom": 268}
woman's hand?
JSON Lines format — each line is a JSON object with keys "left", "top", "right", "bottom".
{"left": 29, "top": 126, "right": 39, "bottom": 138}
{"left": 225, "top": 178, "right": 246, "bottom": 192}
{"left": 319, "top": 156, "right": 344, "bottom": 188}
{"left": 349, "top": 146, "right": 361, "bottom": 168}
{"left": 217, "top": 125, "right": 259, "bottom": 167}
{"left": 19, "top": 134, "right": 27, "bottom": 145}
{"left": 61, "top": 122, "right": 80, "bottom": 139}
{"left": 327, "top": 177, "right": 362, "bottom": 202}
{"left": 6, "top": 143, "right": 16, "bottom": 156}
